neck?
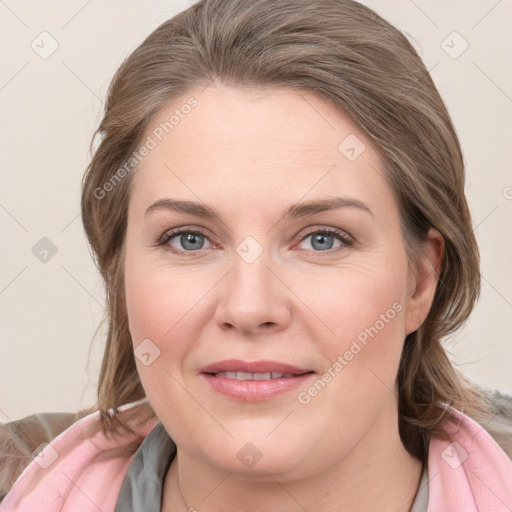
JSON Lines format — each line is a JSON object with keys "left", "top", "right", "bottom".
{"left": 162, "top": 400, "right": 424, "bottom": 512}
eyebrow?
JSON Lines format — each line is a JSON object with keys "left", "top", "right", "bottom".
{"left": 144, "top": 196, "right": 373, "bottom": 222}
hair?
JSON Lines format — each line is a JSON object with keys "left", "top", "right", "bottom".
{"left": 81, "top": 0, "right": 492, "bottom": 463}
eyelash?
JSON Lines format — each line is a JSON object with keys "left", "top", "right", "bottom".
{"left": 155, "top": 225, "right": 355, "bottom": 257}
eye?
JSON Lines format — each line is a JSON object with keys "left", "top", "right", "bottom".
{"left": 157, "top": 226, "right": 215, "bottom": 255}
{"left": 156, "top": 226, "right": 354, "bottom": 256}
{"left": 294, "top": 227, "right": 354, "bottom": 254}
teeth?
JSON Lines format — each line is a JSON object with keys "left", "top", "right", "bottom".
{"left": 215, "top": 371, "right": 295, "bottom": 380}
{"left": 237, "top": 371, "right": 255, "bottom": 380}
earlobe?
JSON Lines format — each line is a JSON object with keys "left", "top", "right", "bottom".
{"left": 405, "top": 228, "right": 445, "bottom": 335}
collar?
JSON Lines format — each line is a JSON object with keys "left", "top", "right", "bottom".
{"left": 114, "top": 421, "right": 176, "bottom": 511}
{"left": 426, "top": 403, "right": 512, "bottom": 510}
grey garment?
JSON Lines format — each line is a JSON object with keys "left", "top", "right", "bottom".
{"left": 114, "top": 421, "right": 429, "bottom": 511}
{"left": 411, "top": 463, "right": 429, "bottom": 512}
{"left": 114, "top": 422, "right": 176, "bottom": 511}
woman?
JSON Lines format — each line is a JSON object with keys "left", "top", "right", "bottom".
{"left": 1, "top": 0, "right": 511, "bottom": 510}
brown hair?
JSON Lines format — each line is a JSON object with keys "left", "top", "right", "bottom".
{"left": 81, "top": 0, "right": 492, "bottom": 461}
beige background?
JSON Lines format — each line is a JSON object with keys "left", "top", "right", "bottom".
{"left": 1, "top": 0, "right": 511, "bottom": 422}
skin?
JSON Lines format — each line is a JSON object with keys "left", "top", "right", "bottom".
{"left": 123, "top": 81, "right": 443, "bottom": 512}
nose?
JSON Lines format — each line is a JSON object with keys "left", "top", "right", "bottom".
{"left": 214, "top": 246, "right": 292, "bottom": 337}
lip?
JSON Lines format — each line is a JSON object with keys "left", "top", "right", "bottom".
{"left": 199, "top": 359, "right": 315, "bottom": 402}
{"left": 199, "top": 359, "right": 311, "bottom": 375}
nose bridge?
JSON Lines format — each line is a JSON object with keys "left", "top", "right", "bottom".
{"left": 233, "top": 242, "right": 271, "bottom": 295}
{"left": 215, "top": 235, "right": 290, "bottom": 332}
{"left": 231, "top": 237, "right": 277, "bottom": 308}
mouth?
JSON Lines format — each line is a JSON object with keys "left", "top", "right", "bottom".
{"left": 199, "top": 359, "right": 315, "bottom": 401}
{"left": 212, "top": 371, "right": 307, "bottom": 380}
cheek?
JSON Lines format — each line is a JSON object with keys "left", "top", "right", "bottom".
{"left": 124, "top": 248, "right": 200, "bottom": 344}
{"left": 292, "top": 270, "right": 408, "bottom": 448}
{"left": 123, "top": 254, "right": 200, "bottom": 409}
{"left": 318, "top": 263, "right": 407, "bottom": 342}
{"left": 124, "top": 251, "right": 182, "bottom": 371}
{"left": 309, "top": 258, "right": 409, "bottom": 393}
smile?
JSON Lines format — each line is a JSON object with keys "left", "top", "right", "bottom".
{"left": 214, "top": 371, "right": 297, "bottom": 380}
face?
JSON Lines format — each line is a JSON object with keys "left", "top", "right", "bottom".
{"left": 124, "top": 82, "right": 437, "bottom": 478}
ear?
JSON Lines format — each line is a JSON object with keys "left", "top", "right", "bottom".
{"left": 405, "top": 228, "right": 445, "bottom": 336}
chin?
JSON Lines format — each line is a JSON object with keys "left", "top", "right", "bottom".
{"left": 197, "top": 425, "right": 315, "bottom": 477}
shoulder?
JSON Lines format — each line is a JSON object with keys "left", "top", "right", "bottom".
{"left": 427, "top": 388, "right": 512, "bottom": 509}
{"left": 466, "top": 385, "right": 512, "bottom": 460}
{"left": 0, "top": 410, "right": 86, "bottom": 501}
{"left": 0, "top": 401, "right": 158, "bottom": 509}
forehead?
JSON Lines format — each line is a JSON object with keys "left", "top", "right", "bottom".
{"left": 142, "top": 83, "right": 372, "bottom": 165}
{"left": 129, "top": 83, "right": 395, "bottom": 217}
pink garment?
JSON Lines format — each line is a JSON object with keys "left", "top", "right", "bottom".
{"left": 1, "top": 401, "right": 511, "bottom": 511}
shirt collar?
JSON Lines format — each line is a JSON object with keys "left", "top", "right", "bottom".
{"left": 114, "top": 422, "right": 176, "bottom": 512}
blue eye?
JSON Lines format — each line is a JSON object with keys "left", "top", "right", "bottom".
{"left": 298, "top": 230, "right": 352, "bottom": 252}
{"left": 156, "top": 226, "right": 354, "bottom": 256}
{"left": 158, "top": 227, "right": 214, "bottom": 254}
